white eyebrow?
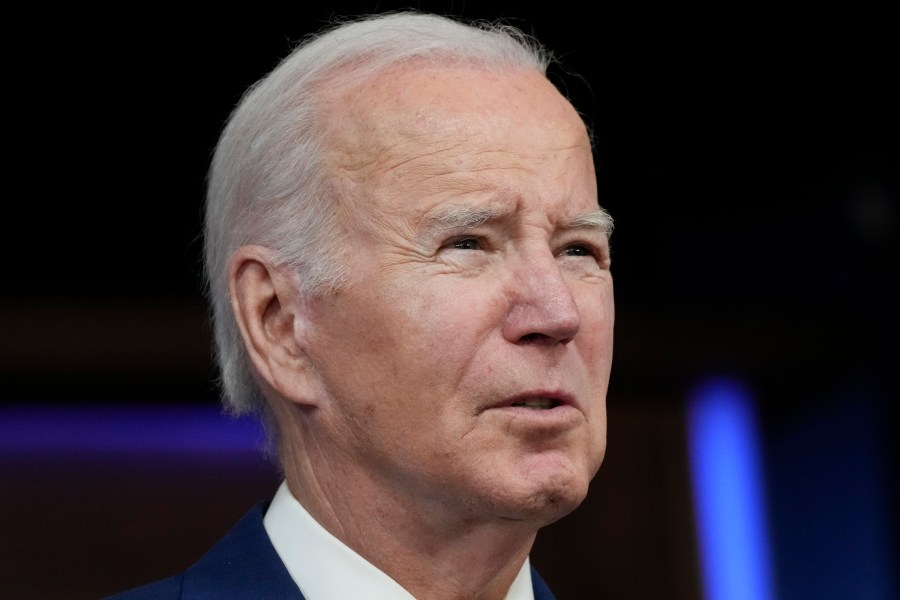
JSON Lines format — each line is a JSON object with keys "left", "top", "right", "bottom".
{"left": 563, "top": 208, "right": 615, "bottom": 238}
{"left": 421, "top": 204, "right": 614, "bottom": 237}
{"left": 423, "top": 204, "right": 507, "bottom": 231}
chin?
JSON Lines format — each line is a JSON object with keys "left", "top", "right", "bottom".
{"left": 528, "top": 483, "right": 589, "bottom": 526}
{"left": 488, "top": 454, "right": 596, "bottom": 525}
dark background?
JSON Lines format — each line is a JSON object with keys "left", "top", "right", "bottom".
{"left": 3, "top": 3, "right": 897, "bottom": 599}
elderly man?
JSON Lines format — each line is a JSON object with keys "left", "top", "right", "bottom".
{"left": 110, "top": 10, "right": 613, "bottom": 600}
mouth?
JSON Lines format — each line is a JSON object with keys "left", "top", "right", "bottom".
{"left": 481, "top": 390, "right": 582, "bottom": 429}
{"left": 498, "top": 390, "right": 576, "bottom": 413}
{"left": 509, "top": 397, "right": 561, "bottom": 410}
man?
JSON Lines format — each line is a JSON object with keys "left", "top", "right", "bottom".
{"left": 110, "top": 10, "right": 614, "bottom": 599}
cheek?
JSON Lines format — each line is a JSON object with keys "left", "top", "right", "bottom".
{"left": 390, "top": 279, "right": 505, "bottom": 366}
{"left": 579, "top": 282, "right": 615, "bottom": 338}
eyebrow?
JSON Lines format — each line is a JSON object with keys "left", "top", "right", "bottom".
{"left": 564, "top": 208, "right": 615, "bottom": 238}
{"left": 423, "top": 204, "right": 504, "bottom": 231}
{"left": 421, "top": 204, "right": 615, "bottom": 237}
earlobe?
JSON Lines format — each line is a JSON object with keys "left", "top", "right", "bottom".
{"left": 228, "top": 245, "right": 321, "bottom": 407}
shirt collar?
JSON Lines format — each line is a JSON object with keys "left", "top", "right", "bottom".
{"left": 263, "top": 480, "right": 534, "bottom": 600}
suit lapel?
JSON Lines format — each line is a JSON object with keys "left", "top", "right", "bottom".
{"left": 530, "top": 565, "right": 558, "bottom": 600}
{"left": 180, "top": 502, "right": 304, "bottom": 599}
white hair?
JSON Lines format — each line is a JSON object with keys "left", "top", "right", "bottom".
{"left": 204, "top": 11, "right": 554, "bottom": 420}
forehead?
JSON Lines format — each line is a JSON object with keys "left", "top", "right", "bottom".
{"left": 323, "top": 63, "right": 597, "bottom": 223}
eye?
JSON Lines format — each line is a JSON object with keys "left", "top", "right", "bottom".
{"left": 557, "top": 241, "right": 612, "bottom": 270}
{"left": 449, "top": 237, "right": 482, "bottom": 250}
{"left": 560, "top": 243, "right": 593, "bottom": 257}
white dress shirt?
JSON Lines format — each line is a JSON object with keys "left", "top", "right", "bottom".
{"left": 263, "top": 481, "right": 535, "bottom": 600}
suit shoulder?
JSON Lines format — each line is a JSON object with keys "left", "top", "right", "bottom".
{"left": 103, "top": 573, "right": 184, "bottom": 599}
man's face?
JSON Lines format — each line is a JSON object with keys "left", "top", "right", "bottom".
{"left": 302, "top": 65, "right": 613, "bottom": 527}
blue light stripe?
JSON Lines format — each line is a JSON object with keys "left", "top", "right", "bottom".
{"left": 687, "top": 378, "right": 776, "bottom": 600}
{"left": 0, "top": 404, "right": 266, "bottom": 454}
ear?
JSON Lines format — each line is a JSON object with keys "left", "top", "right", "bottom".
{"left": 228, "top": 245, "right": 321, "bottom": 408}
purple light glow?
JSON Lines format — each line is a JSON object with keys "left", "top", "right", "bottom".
{"left": 0, "top": 404, "right": 266, "bottom": 454}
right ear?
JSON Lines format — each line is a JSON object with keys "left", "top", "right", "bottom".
{"left": 227, "top": 245, "right": 322, "bottom": 408}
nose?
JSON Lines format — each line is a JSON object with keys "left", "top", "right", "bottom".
{"left": 501, "top": 252, "right": 581, "bottom": 345}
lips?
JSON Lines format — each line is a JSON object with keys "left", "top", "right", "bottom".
{"left": 510, "top": 397, "right": 559, "bottom": 410}
{"left": 497, "top": 390, "right": 577, "bottom": 412}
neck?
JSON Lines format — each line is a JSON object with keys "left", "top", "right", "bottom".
{"left": 276, "top": 415, "right": 539, "bottom": 600}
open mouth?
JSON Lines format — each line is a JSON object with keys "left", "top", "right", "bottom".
{"left": 510, "top": 398, "right": 560, "bottom": 410}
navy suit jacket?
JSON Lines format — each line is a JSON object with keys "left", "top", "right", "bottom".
{"left": 106, "top": 502, "right": 557, "bottom": 599}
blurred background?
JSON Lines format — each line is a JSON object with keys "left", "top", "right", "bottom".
{"left": 2, "top": 3, "right": 896, "bottom": 599}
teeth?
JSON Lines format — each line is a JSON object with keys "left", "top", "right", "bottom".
{"left": 511, "top": 398, "right": 557, "bottom": 409}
